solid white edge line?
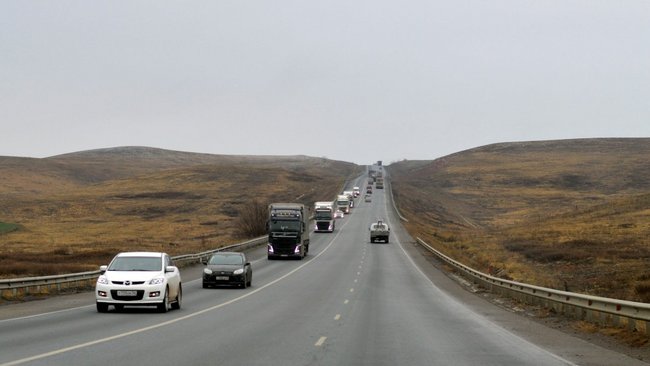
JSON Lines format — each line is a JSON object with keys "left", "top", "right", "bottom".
{"left": 383, "top": 188, "right": 579, "bottom": 366}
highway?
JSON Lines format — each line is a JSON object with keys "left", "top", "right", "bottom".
{"left": 0, "top": 177, "right": 647, "bottom": 366}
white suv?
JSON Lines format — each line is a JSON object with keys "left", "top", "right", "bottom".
{"left": 96, "top": 252, "right": 182, "bottom": 313}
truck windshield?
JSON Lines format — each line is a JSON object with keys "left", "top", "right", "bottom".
{"left": 315, "top": 212, "right": 333, "bottom": 220}
{"left": 270, "top": 220, "right": 301, "bottom": 231}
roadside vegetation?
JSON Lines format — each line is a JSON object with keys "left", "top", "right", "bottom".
{"left": 0, "top": 147, "right": 359, "bottom": 278}
{"left": 390, "top": 138, "right": 650, "bottom": 302}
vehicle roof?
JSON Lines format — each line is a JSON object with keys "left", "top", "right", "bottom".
{"left": 115, "top": 252, "right": 164, "bottom": 257}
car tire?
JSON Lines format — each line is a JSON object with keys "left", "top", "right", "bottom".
{"left": 96, "top": 302, "right": 108, "bottom": 313}
{"left": 247, "top": 275, "right": 252, "bottom": 287}
{"left": 158, "top": 288, "right": 169, "bottom": 313}
{"left": 171, "top": 284, "right": 182, "bottom": 310}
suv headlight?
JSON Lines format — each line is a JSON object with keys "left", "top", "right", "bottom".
{"left": 97, "top": 276, "right": 109, "bottom": 285}
{"left": 233, "top": 268, "right": 244, "bottom": 275}
{"left": 149, "top": 277, "right": 165, "bottom": 285}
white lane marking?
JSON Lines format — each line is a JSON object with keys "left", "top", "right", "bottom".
{"left": 334, "top": 314, "right": 341, "bottom": 321}
{"left": 0, "top": 305, "right": 94, "bottom": 324}
{"left": 349, "top": 288, "right": 354, "bottom": 293}
{"left": 315, "top": 336, "right": 327, "bottom": 347}
{"left": 1, "top": 218, "right": 354, "bottom": 366}
{"left": 354, "top": 279, "right": 358, "bottom": 283}
{"left": 344, "top": 299, "right": 349, "bottom": 304}
{"left": 357, "top": 272, "right": 361, "bottom": 276}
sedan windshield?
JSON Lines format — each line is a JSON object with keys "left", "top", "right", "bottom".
{"left": 108, "top": 257, "right": 162, "bottom": 271}
{"left": 209, "top": 255, "right": 243, "bottom": 265}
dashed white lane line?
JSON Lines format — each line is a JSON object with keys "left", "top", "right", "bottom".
{"left": 349, "top": 288, "right": 354, "bottom": 293}
{"left": 315, "top": 336, "right": 327, "bottom": 347}
{"left": 334, "top": 314, "right": 341, "bottom": 321}
{"left": 344, "top": 299, "right": 349, "bottom": 304}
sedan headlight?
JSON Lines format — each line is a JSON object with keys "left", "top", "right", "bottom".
{"left": 97, "top": 276, "right": 109, "bottom": 285}
{"left": 149, "top": 277, "right": 165, "bottom": 285}
{"left": 233, "top": 268, "right": 244, "bottom": 275}
{"left": 204, "top": 268, "right": 213, "bottom": 275}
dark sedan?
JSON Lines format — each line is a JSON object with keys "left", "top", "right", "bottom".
{"left": 202, "top": 252, "right": 252, "bottom": 289}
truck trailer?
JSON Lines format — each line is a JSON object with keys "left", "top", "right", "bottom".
{"left": 267, "top": 203, "right": 310, "bottom": 259}
{"left": 314, "top": 201, "right": 335, "bottom": 233}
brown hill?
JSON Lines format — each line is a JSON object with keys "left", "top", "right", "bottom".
{"left": 390, "top": 138, "right": 650, "bottom": 302}
{"left": 0, "top": 147, "right": 359, "bottom": 277}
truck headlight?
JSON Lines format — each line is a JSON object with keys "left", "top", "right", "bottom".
{"left": 268, "top": 244, "right": 274, "bottom": 253}
{"left": 294, "top": 245, "right": 301, "bottom": 254}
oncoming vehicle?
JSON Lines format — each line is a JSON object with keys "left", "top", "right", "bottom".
{"left": 334, "top": 209, "right": 344, "bottom": 218}
{"left": 202, "top": 252, "right": 252, "bottom": 288}
{"left": 95, "top": 252, "right": 182, "bottom": 313}
{"left": 364, "top": 194, "right": 372, "bottom": 203}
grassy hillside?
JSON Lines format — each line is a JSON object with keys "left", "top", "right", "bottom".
{"left": 390, "top": 138, "right": 650, "bottom": 302}
{"left": 0, "top": 147, "right": 359, "bottom": 278}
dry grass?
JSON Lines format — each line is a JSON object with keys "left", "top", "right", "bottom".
{"left": 0, "top": 148, "right": 359, "bottom": 278}
{"left": 390, "top": 138, "right": 650, "bottom": 302}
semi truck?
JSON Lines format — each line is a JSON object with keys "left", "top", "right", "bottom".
{"left": 376, "top": 177, "right": 384, "bottom": 189}
{"left": 267, "top": 203, "right": 310, "bottom": 259}
{"left": 336, "top": 194, "right": 350, "bottom": 214}
{"left": 314, "top": 201, "right": 335, "bottom": 233}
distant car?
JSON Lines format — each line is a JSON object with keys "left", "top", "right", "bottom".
{"left": 334, "top": 210, "right": 344, "bottom": 218}
{"left": 95, "top": 252, "right": 182, "bottom": 313}
{"left": 203, "top": 252, "right": 252, "bottom": 289}
{"left": 365, "top": 194, "right": 372, "bottom": 202}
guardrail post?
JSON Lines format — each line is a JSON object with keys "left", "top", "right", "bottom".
{"left": 627, "top": 318, "right": 637, "bottom": 332}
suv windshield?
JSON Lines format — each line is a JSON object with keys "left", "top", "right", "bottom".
{"left": 108, "top": 256, "right": 162, "bottom": 271}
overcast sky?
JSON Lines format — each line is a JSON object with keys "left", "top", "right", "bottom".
{"left": 1, "top": 1, "right": 649, "bottom": 164}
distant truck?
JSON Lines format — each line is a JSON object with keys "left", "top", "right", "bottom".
{"left": 314, "top": 201, "right": 335, "bottom": 233}
{"left": 376, "top": 178, "right": 384, "bottom": 189}
{"left": 352, "top": 186, "right": 360, "bottom": 197}
{"left": 337, "top": 194, "right": 350, "bottom": 214}
{"left": 343, "top": 191, "right": 354, "bottom": 208}
{"left": 369, "top": 220, "right": 390, "bottom": 243}
{"left": 267, "top": 203, "right": 310, "bottom": 259}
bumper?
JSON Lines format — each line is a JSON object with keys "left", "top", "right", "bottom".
{"left": 95, "top": 283, "right": 167, "bottom": 305}
{"left": 203, "top": 274, "right": 245, "bottom": 287}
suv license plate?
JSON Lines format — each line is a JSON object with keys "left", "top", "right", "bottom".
{"left": 117, "top": 290, "right": 137, "bottom": 296}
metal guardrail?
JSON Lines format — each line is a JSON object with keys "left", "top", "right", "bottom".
{"left": 0, "top": 236, "right": 267, "bottom": 300}
{"left": 416, "top": 237, "right": 650, "bottom": 335}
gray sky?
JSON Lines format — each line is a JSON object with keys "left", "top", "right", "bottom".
{"left": 2, "top": 1, "right": 649, "bottom": 164}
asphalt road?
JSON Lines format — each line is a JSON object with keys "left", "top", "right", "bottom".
{"left": 0, "top": 176, "right": 647, "bottom": 366}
